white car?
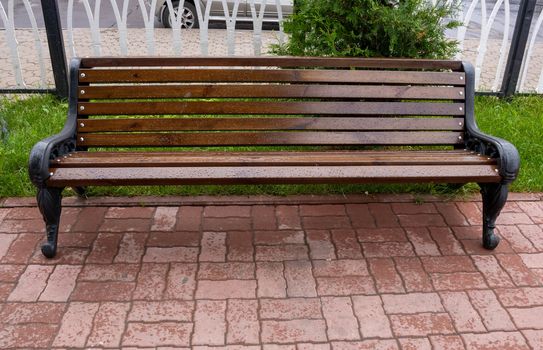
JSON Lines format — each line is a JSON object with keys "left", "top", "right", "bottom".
{"left": 155, "top": 0, "right": 293, "bottom": 28}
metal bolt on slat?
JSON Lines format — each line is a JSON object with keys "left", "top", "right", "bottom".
{"left": 80, "top": 106, "right": 85, "bottom": 111}
{"left": 80, "top": 90, "right": 85, "bottom": 94}
{"left": 80, "top": 73, "right": 86, "bottom": 78}
{"left": 49, "top": 172, "right": 54, "bottom": 176}
{"left": 80, "top": 123, "right": 85, "bottom": 127}
{"left": 80, "top": 137, "right": 84, "bottom": 142}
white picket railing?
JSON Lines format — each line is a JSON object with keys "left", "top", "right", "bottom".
{"left": 1, "top": 0, "right": 542, "bottom": 92}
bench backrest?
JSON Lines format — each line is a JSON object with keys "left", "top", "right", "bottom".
{"left": 72, "top": 57, "right": 467, "bottom": 150}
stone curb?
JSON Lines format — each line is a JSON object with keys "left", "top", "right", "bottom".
{"left": 1, "top": 192, "right": 541, "bottom": 208}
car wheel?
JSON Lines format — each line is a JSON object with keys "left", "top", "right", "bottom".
{"left": 162, "top": 1, "right": 199, "bottom": 29}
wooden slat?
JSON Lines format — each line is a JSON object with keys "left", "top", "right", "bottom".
{"left": 78, "top": 84, "right": 465, "bottom": 100}
{"left": 77, "top": 117, "right": 465, "bottom": 132}
{"left": 78, "top": 102, "right": 465, "bottom": 116}
{"left": 79, "top": 69, "right": 466, "bottom": 85}
{"left": 78, "top": 131, "right": 464, "bottom": 147}
{"left": 80, "top": 56, "right": 464, "bottom": 70}
{"left": 47, "top": 165, "right": 500, "bottom": 187}
{"left": 54, "top": 151, "right": 495, "bottom": 168}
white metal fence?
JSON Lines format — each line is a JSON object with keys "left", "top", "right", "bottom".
{"left": 1, "top": 0, "right": 542, "bottom": 93}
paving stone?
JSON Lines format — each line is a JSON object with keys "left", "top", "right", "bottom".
{"left": 498, "top": 225, "right": 537, "bottom": 253}
{"left": 164, "top": 263, "right": 197, "bottom": 300}
{"left": 440, "top": 291, "right": 486, "bottom": 332}
{"left": 143, "top": 246, "right": 199, "bottom": 263}
{"left": 0, "top": 324, "right": 58, "bottom": 348}
{"left": 431, "top": 272, "right": 488, "bottom": 291}
{"left": 368, "top": 258, "right": 405, "bottom": 293}
{"left": 389, "top": 313, "right": 455, "bottom": 337}
{"left": 53, "top": 302, "right": 100, "bottom": 347}
{"left": 79, "top": 263, "right": 140, "bottom": 281}
{"left": 405, "top": 227, "right": 441, "bottom": 256}
{"left": 123, "top": 322, "right": 192, "bottom": 347}
{"left": 313, "top": 259, "right": 368, "bottom": 277}
{"left": 260, "top": 298, "right": 321, "bottom": 319}
{"left": 255, "top": 261, "right": 285, "bottom": 298}
{"left": 345, "top": 204, "right": 376, "bottom": 228}
{"left": 176, "top": 206, "right": 203, "bottom": 231}
{"left": 147, "top": 231, "right": 201, "bottom": 247}
{"left": 468, "top": 290, "right": 516, "bottom": 331}
{"left": 522, "top": 330, "right": 543, "bottom": 350}
{"left": 284, "top": 260, "right": 317, "bottom": 297}
{"left": 508, "top": 306, "right": 543, "bottom": 329}
{"left": 351, "top": 295, "right": 393, "bottom": 338}
{"left": 254, "top": 230, "right": 304, "bottom": 245}
{"left": 331, "top": 340, "right": 399, "bottom": 350}
{"left": 421, "top": 256, "right": 476, "bottom": 273}
{"left": 200, "top": 231, "right": 227, "bottom": 262}
{"left": 306, "top": 229, "right": 336, "bottom": 260}
{"left": 40, "top": 264, "right": 82, "bottom": 301}
{"left": 87, "top": 233, "right": 123, "bottom": 263}
{"left": 1, "top": 233, "right": 41, "bottom": 264}
{"left": 321, "top": 296, "right": 360, "bottom": 341}
{"left": 331, "top": 229, "right": 363, "bottom": 259}
{"left": 302, "top": 215, "right": 352, "bottom": 230}
{"left": 429, "top": 335, "right": 466, "bottom": 350}
{"left": 398, "top": 338, "right": 432, "bottom": 350}
{"left": 461, "top": 331, "right": 530, "bottom": 349}
{"left": 87, "top": 302, "right": 130, "bottom": 348}
{"left": 261, "top": 319, "right": 327, "bottom": 343}
{"left": 252, "top": 205, "right": 277, "bottom": 230}
{"left": 196, "top": 280, "right": 257, "bottom": 299}
{"left": 382, "top": 292, "right": 444, "bottom": 314}
{"left": 362, "top": 242, "right": 415, "bottom": 258}
{"left": 495, "top": 254, "right": 540, "bottom": 286}
{"left": 193, "top": 300, "right": 227, "bottom": 346}
{"left": 317, "top": 276, "right": 376, "bottom": 296}
{"left": 129, "top": 300, "right": 193, "bottom": 322}
{"left": 72, "top": 281, "right": 135, "bottom": 301}
{"left": 428, "top": 227, "right": 465, "bottom": 255}
{"left": 198, "top": 262, "right": 255, "bottom": 280}
{"left": 394, "top": 257, "right": 433, "bottom": 292}
{"left": 276, "top": 205, "right": 301, "bottom": 230}
{"left": 227, "top": 299, "right": 259, "bottom": 344}
{"left": 496, "top": 287, "right": 543, "bottom": 307}
{"left": 204, "top": 205, "right": 251, "bottom": 218}
{"left": 8, "top": 264, "right": 53, "bottom": 302}
{"left": 368, "top": 203, "right": 400, "bottom": 228}
{"left": 106, "top": 206, "right": 155, "bottom": 219}
{"left": 151, "top": 206, "right": 179, "bottom": 231}
{"left": 256, "top": 244, "right": 308, "bottom": 261}
{"left": 227, "top": 231, "right": 254, "bottom": 261}
{"left": 134, "top": 263, "right": 169, "bottom": 300}
{"left": 0, "top": 302, "right": 65, "bottom": 324}
{"left": 115, "top": 232, "right": 148, "bottom": 263}
{"left": 471, "top": 255, "right": 515, "bottom": 288}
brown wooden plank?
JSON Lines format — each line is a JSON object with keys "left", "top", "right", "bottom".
{"left": 54, "top": 151, "right": 495, "bottom": 168}
{"left": 79, "top": 69, "right": 466, "bottom": 85}
{"left": 78, "top": 84, "right": 465, "bottom": 100}
{"left": 77, "top": 117, "right": 465, "bottom": 132}
{"left": 47, "top": 165, "right": 500, "bottom": 187}
{"left": 79, "top": 56, "right": 464, "bottom": 70}
{"left": 78, "top": 102, "right": 465, "bottom": 116}
{"left": 77, "top": 131, "right": 464, "bottom": 147}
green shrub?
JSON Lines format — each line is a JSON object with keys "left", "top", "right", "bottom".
{"left": 271, "top": 0, "right": 460, "bottom": 58}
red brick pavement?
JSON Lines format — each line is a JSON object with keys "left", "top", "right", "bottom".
{"left": 0, "top": 194, "right": 542, "bottom": 349}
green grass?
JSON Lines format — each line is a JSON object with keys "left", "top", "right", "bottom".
{"left": 0, "top": 94, "right": 541, "bottom": 198}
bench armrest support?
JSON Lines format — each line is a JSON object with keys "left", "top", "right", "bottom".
{"left": 462, "top": 62, "right": 520, "bottom": 184}
{"left": 28, "top": 58, "right": 81, "bottom": 187}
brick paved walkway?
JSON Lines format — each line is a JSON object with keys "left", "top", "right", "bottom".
{"left": 0, "top": 194, "right": 542, "bottom": 349}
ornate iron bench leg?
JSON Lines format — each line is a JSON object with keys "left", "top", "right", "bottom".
{"left": 37, "top": 187, "right": 64, "bottom": 258}
{"left": 479, "top": 182, "right": 508, "bottom": 250}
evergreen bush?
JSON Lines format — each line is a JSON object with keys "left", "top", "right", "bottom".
{"left": 271, "top": 0, "right": 460, "bottom": 58}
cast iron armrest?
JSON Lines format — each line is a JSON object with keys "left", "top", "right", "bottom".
{"left": 28, "top": 129, "right": 76, "bottom": 188}
{"left": 464, "top": 128, "right": 520, "bottom": 184}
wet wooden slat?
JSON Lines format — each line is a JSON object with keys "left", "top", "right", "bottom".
{"left": 78, "top": 84, "right": 465, "bottom": 100}
{"left": 78, "top": 131, "right": 464, "bottom": 147}
{"left": 78, "top": 101, "right": 465, "bottom": 116}
{"left": 79, "top": 69, "right": 466, "bottom": 85}
{"left": 47, "top": 165, "right": 500, "bottom": 187}
{"left": 79, "top": 56, "right": 464, "bottom": 70}
{"left": 54, "top": 151, "right": 495, "bottom": 168}
{"left": 77, "top": 117, "right": 465, "bottom": 132}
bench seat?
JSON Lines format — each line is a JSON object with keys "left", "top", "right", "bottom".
{"left": 48, "top": 150, "right": 500, "bottom": 186}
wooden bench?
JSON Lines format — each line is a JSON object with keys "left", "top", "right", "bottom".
{"left": 29, "top": 56, "right": 520, "bottom": 258}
